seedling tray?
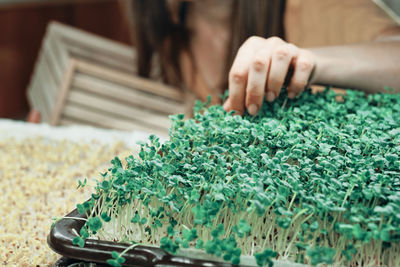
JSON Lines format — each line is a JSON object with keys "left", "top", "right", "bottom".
{"left": 48, "top": 209, "right": 305, "bottom": 267}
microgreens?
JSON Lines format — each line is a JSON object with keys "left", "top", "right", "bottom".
{"left": 69, "top": 87, "right": 400, "bottom": 266}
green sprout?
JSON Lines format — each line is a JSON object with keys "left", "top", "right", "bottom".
{"left": 66, "top": 87, "right": 400, "bottom": 266}
{"left": 106, "top": 251, "right": 126, "bottom": 267}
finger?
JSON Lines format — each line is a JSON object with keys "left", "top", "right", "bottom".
{"left": 27, "top": 110, "right": 41, "bottom": 123}
{"left": 223, "top": 97, "right": 232, "bottom": 112}
{"left": 266, "top": 44, "right": 298, "bottom": 102}
{"left": 287, "top": 51, "right": 315, "bottom": 99}
{"left": 227, "top": 42, "right": 256, "bottom": 115}
{"left": 245, "top": 48, "right": 271, "bottom": 115}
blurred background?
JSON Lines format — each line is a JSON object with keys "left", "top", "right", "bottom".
{"left": 0, "top": 0, "right": 132, "bottom": 119}
{"left": 0, "top": 0, "right": 399, "bottom": 121}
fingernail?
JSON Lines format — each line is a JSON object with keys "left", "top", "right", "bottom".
{"left": 266, "top": 91, "right": 275, "bottom": 102}
{"left": 288, "top": 92, "right": 295, "bottom": 99}
{"left": 248, "top": 104, "right": 258, "bottom": 115}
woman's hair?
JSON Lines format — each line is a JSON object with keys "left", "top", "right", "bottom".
{"left": 129, "top": 0, "right": 286, "bottom": 92}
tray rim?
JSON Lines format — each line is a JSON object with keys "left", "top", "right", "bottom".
{"left": 48, "top": 208, "right": 307, "bottom": 267}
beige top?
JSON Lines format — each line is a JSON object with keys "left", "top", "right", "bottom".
{"left": 284, "top": 0, "right": 400, "bottom": 47}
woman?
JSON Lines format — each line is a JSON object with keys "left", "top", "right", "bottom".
{"left": 128, "top": 0, "right": 400, "bottom": 116}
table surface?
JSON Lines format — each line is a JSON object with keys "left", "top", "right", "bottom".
{"left": 0, "top": 120, "right": 149, "bottom": 266}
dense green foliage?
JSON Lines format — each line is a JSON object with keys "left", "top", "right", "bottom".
{"left": 73, "top": 88, "right": 400, "bottom": 266}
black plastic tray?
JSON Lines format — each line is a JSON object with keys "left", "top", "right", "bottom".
{"left": 48, "top": 208, "right": 252, "bottom": 267}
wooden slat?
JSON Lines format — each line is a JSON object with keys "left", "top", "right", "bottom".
{"left": 28, "top": 50, "right": 53, "bottom": 120}
{"left": 27, "top": 54, "right": 44, "bottom": 110}
{"left": 45, "top": 30, "right": 136, "bottom": 88}
{"left": 47, "top": 21, "right": 134, "bottom": 60}
{"left": 42, "top": 20, "right": 136, "bottom": 89}
{"left": 39, "top": 50, "right": 62, "bottom": 103}
{"left": 50, "top": 59, "right": 77, "bottom": 125}
{"left": 58, "top": 116, "right": 92, "bottom": 127}
{"left": 72, "top": 72, "right": 185, "bottom": 114}
{"left": 27, "top": 26, "right": 65, "bottom": 113}
{"left": 66, "top": 89, "right": 171, "bottom": 129}
{"left": 58, "top": 117, "right": 87, "bottom": 126}
{"left": 64, "top": 39, "right": 136, "bottom": 73}
{"left": 35, "top": 60, "right": 56, "bottom": 113}
{"left": 43, "top": 36, "right": 65, "bottom": 85}
{"left": 62, "top": 102, "right": 167, "bottom": 135}
{"left": 63, "top": 103, "right": 136, "bottom": 130}
{"left": 75, "top": 60, "right": 183, "bottom": 101}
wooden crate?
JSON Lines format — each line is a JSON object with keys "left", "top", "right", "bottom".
{"left": 27, "top": 21, "right": 183, "bottom": 135}
{"left": 54, "top": 59, "right": 184, "bottom": 135}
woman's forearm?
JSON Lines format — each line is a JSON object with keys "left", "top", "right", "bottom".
{"left": 310, "top": 39, "right": 400, "bottom": 94}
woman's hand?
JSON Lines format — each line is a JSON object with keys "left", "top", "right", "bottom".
{"left": 27, "top": 110, "right": 41, "bottom": 123}
{"left": 223, "top": 36, "right": 316, "bottom": 115}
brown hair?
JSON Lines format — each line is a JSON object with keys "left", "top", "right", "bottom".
{"left": 129, "top": 0, "right": 286, "bottom": 91}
